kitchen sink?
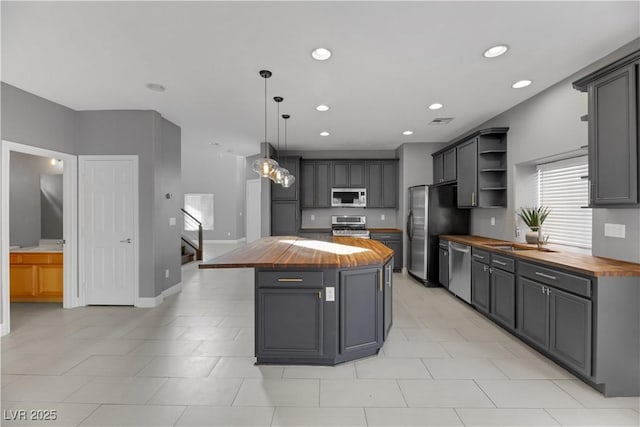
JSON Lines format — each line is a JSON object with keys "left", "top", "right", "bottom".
{"left": 485, "top": 243, "right": 557, "bottom": 253}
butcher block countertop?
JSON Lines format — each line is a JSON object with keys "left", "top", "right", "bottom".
{"left": 441, "top": 235, "right": 640, "bottom": 278}
{"left": 200, "top": 236, "right": 394, "bottom": 269}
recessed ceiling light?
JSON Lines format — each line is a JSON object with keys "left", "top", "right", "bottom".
{"left": 316, "top": 104, "right": 329, "bottom": 112}
{"left": 428, "top": 103, "right": 443, "bottom": 110}
{"left": 145, "top": 83, "right": 166, "bottom": 92}
{"left": 483, "top": 45, "right": 509, "bottom": 58}
{"left": 512, "top": 79, "right": 532, "bottom": 89}
{"left": 402, "top": 130, "right": 414, "bottom": 136}
{"left": 320, "top": 131, "right": 330, "bottom": 136}
{"left": 311, "top": 48, "right": 332, "bottom": 61}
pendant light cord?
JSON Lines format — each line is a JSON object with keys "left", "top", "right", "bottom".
{"left": 264, "top": 76, "right": 267, "bottom": 159}
{"left": 276, "top": 101, "right": 280, "bottom": 162}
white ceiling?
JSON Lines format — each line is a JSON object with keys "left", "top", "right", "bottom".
{"left": 3, "top": 1, "right": 639, "bottom": 156}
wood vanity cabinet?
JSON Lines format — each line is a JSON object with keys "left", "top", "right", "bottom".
{"left": 10, "top": 252, "right": 63, "bottom": 302}
{"left": 573, "top": 50, "right": 640, "bottom": 206}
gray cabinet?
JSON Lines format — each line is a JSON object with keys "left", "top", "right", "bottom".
{"left": 300, "top": 160, "right": 331, "bottom": 208}
{"left": 549, "top": 287, "right": 592, "bottom": 377}
{"left": 490, "top": 267, "right": 515, "bottom": 330}
{"left": 457, "top": 138, "right": 478, "bottom": 208}
{"left": 271, "top": 201, "right": 298, "bottom": 236}
{"left": 518, "top": 277, "right": 550, "bottom": 350}
{"left": 366, "top": 160, "right": 398, "bottom": 208}
{"left": 333, "top": 161, "right": 365, "bottom": 188}
{"left": 257, "top": 287, "right": 323, "bottom": 358}
{"left": 271, "top": 157, "right": 300, "bottom": 201}
{"left": 471, "top": 258, "right": 490, "bottom": 313}
{"left": 517, "top": 274, "right": 593, "bottom": 377}
{"left": 383, "top": 259, "right": 393, "bottom": 340}
{"left": 573, "top": 51, "right": 640, "bottom": 207}
{"left": 443, "top": 148, "right": 457, "bottom": 182}
{"left": 433, "top": 153, "right": 444, "bottom": 184}
{"left": 438, "top": 243, "right": 449, "bottom": 288}
{"left": 339, "top": 267, "right": 383, "bottom": 356}
{"left": 370, "top": 231, "right": 402, "bottom": 272}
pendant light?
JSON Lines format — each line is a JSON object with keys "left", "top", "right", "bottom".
{"left": 268, "top": 96, "right": 288, "bottom": 183}
{"left": 281, "top": 114, "right": 296, "bottom": 188}
{"left": 251, "top": 70, "right": 279, "bottom": 177}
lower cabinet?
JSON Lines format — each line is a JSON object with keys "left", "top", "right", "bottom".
{"left": 271, "top": 201, "right": 299, "bottom": 236}
{"left": 383, "top": 259, "right": 393, "bottom": 340}
{"left": 10, "top": 252, "right": 63, "bottom": 302}
{"left": 471, "top": 259, "right": 490, "bottom": 313}
{"left": 517, "top": 276, "right": 592, "bottom": 377}
{"left": 438, "top": 244, "right": 449, "bottom": 288}
{"left": 257, "top": 287, "right": 324, "bottom": 358}
{"left": 490, "top": 268, "right": 516, "bottom": 329}
{"left": 370, "top": 232, "right": 402, "bottom": 272}
{"left": 339, "top": 267, "right": 383, "bottom": 356}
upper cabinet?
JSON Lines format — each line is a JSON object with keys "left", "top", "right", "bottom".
{"left": 333, "top": 161, "right": 365, "bottom": 188}
{"left": 301, "top": 160, "right": 331, "bottom": 208}
{"left": 573, "top": 50, "right": 640, "bottom": 207}
{"left": 432, "top": 128, "right": 509, "bottom": 209}
{"left": 271, "top": 156, "right": 300, "bottom": 201}
{"left": 366, "top": 160, "right": 398, "bottom": 208}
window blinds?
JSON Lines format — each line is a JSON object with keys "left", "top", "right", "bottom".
{"left": 537, "top": 157, "right": 591, "bottom": 249}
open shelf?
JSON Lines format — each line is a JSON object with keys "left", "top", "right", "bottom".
{"left": 481, "top": 187, "right": 507, "bottom": 191}
{"left": 480, "top": 168, "right": 507, "bottom": 172}
{"left": 479, "top": 150, "right": 507, "bottom": 154}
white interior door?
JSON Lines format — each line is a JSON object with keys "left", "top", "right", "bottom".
{"left": 80, "top": 156, "right": 138, "bottom": 305}
{"left": 245, "top": 179, "right": 261, "bottom": 244}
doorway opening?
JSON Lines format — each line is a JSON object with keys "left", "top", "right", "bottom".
{"left": 1, "top": 141, "right": 79, "bottom": 336}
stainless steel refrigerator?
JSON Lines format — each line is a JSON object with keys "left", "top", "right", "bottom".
{"left": 407, "top": 185, "right": 470, "bottom": 285}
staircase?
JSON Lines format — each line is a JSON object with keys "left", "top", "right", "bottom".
{"left": 181, "top": 208, "right": 203, "bottom": 264}
{"left": 181, "top": 242, "right": 195, "bottom": 265}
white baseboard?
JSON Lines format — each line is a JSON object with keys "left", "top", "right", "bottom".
{"left": 204, "top": 238, "right": 246, "bottom": 244}
{"left": 1, "top": 322, "right": 9, "bottom": 336}
{"left": 135, "top": 282, "right": 182, "bottom": 308}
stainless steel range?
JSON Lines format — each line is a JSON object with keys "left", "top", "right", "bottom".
{"left": 331, "top": 215, "right": 370, "bottom": 238}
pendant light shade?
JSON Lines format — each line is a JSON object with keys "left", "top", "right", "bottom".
{"left": 281, "top": 173, "right": 296, "bottom": 188}
{"left": 253, "top": 70, "right": 279, "bottom": 178}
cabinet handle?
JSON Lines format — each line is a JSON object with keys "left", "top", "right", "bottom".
{"left": 535, "top": 272, "right": 556, "bottom": 281}
{"left": 379, "top": 269, "right": 383, "bottom": 291}
{"left": 473, "top": 254, "right": 485, "bottom": 260}
{"left": 483, "top": 265, "right": 488, "bottom": 272}
{"left": 471, "top": 191, "right": 476, "bottom": 206}
{"left": 277, "top": 278, "right": 303, "bottom": 282}
{"left": 541, "top": 286, "right": 546, "bottom": 294}
{"left": 493, "top": 260, "right": 507, "bottom": 266}
{"left": 489, "top": 267, "right": 493, "bottom": 274}
{"left": 546, "top": 288, "right": 551, "bottom": 295}
{"left": 318, "top": 290, "right": 322, "bottom": 300}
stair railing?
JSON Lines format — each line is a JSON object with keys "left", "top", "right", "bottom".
{"left": 181, "top": 208, "right": 203, "bottom": 261}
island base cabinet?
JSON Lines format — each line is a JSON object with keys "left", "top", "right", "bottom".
{"left": 339, "top": 267, "right": 383, "bottom": 356}
{"left": 257, "top": 288, "right": 324, "bottom": 358}
{"left": 383, "top": 259, "right": 393, "bottom": 341}
{"left": 549, "top": 288, "right": 592, "bottom": 378}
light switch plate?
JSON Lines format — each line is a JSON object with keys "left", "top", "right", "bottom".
{"left": 165, "top": 269, "right": 170, "bottom": 278}
{"left": 169, "top": 217, "right": 176, "bottom": 226}
{"left": 311, "top": 214, "right": 315, "bottom": 221}
{"left": 325, "top": 287, "right": 335, "bottom": 301}
{"left": 604, "top": 223, "right": 626, "bottom": 238}
{"left": 491, "top": 217, "right": 495, "bottom": 226}
{"left": 381, "top": 214, "right": 385, "bottom": 221}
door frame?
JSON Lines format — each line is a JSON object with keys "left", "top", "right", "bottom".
{"left": 78, "top": 155, "right": 139, "bottom": 307}
{"left": 1, "top": 140, "right": 79, "bottom": 336}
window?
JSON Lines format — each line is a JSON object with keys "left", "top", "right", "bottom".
{"left": 184, "top": 193, "right": 214, "bottom": 230}
{"left": 537, "top": 157, "right": 591, "bottom": 249}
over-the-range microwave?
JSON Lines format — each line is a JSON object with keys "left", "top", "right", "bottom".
{"left": 331, "top": 188, "right": 367, "bottom": 208}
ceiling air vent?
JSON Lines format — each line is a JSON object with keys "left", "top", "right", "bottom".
{"left": 429, "top": 117, "right": 454, "bottom": 125}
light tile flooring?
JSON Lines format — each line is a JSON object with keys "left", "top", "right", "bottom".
{"left": 2, "top": 243, "right": 639, "bottom": 426}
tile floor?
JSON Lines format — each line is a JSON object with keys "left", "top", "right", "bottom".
{"left": 2, "top": 242, "right": 639, "bottom": 426}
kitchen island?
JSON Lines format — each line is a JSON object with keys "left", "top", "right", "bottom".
{"left": 200, "top": 236, "right": 394, "bottom": 365}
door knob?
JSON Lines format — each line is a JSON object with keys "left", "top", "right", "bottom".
{"left": 120, "top": 238, "right": 132, "bottom": 243}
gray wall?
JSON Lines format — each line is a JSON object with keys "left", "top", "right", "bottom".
{"left": 182, "top": 147, "right": 245, "bottom": 240}
{"left": 396, "top": 142, "right": 447, "bottom": 269}
{"left": 467, "top": 38, "right": 640, "bottom": 263}
{"left": 1, "top": 83, "right": 76, "bottom": 153}
{"left": 9, "top": 151, "right": 63, "bottom": 247}
{"left": 40, "top": 174, "right": 63, "bottom": 239}
{"left": 2, "top": 82, "right": 183, "bottom": 303}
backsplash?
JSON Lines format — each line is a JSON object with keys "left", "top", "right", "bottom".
{"left": 301, "top": 208, "right": 398, "bottom": 229}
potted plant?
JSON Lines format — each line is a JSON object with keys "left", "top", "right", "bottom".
{"left": 518, "top": 206, "right": 550, "bottom": 244}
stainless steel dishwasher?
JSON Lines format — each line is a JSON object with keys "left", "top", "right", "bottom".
{"left": 448, "top": 241, "right": 471, "bottom": 303}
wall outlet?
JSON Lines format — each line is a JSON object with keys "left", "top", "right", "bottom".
{"left": 325, "top": 287, "right": 335, "bottom": 301}
{"left": 311, "top": 214, "right": 315, "bottom": 221}
{"left": 381, "top": 214, "right": 385, "bottom": 221}
{"left": 604, "top": 223, "right": 626, "bottom": 238}
{"left": 165, "top": 269, "right": 169, "bottom": 278}
{"left": 491, "top": 217, "right": 495, "bottom": 226}
{"left": 169, "top": 217, "right": 176, "bottom": 226}
{"left": 227, "top": 232, "right": 231, "bottom": 237}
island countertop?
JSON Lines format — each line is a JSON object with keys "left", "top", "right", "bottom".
{"left": 441, "top": 235, "right": 640, "bottom": 277}
{"left": 199, "top": 236, "right": 394, "bottom": 269}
